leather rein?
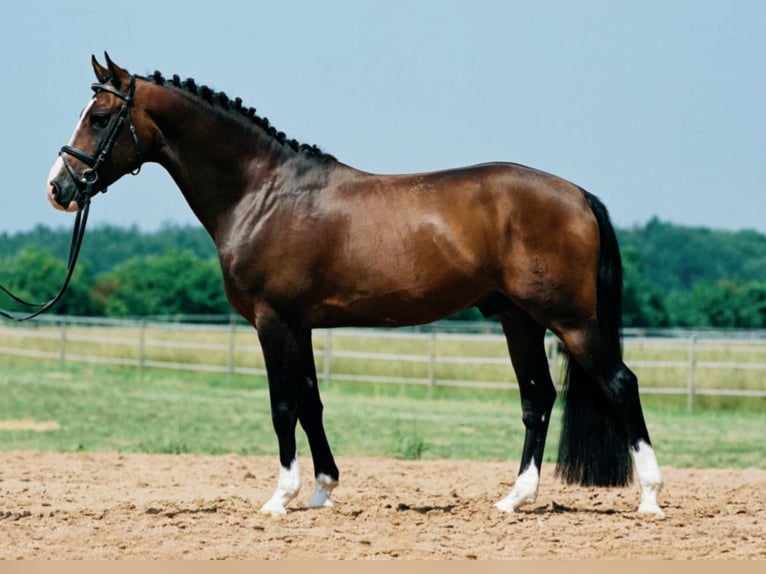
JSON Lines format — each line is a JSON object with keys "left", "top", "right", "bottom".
{"left": 0, "top": 75, "right": 141, "bottom": 321}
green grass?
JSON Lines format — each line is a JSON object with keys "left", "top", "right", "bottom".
{"left": 0, "top": 359, "right": 763, "bottom": 469}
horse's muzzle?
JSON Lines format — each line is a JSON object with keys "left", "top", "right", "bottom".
{"left": 47, "top": 181, "right": 80, "bottom": 213}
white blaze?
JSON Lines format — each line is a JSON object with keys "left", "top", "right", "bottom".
{"left": 47, "top": 98, "right": 95, "bottom": 186}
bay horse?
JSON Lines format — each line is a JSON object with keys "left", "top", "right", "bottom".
{"left": 46, "top": 54, "right": 664, "bottom": 517}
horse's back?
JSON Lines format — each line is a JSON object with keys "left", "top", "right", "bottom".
{"left": 335, "top": 161, "right": 599, "bottom": 282}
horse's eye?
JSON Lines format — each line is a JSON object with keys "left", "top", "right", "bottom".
{"left": 91, "top": 113, "right": 110, "bottom": 129}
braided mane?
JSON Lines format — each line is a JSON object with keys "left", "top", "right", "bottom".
{"left": 146, "top": 71, "right": 335, "bottom": 162}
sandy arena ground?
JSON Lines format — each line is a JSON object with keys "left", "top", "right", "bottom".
{"left": 0, "top": 451, "right": 764, "bottom": 559}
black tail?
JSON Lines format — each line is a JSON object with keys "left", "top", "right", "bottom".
{"left": 555, "top": 190, "right": 633, "bottom": 487}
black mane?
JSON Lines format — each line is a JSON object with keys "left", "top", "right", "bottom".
{"left": 145, "top": 71, "right": 335, "bottom": 162}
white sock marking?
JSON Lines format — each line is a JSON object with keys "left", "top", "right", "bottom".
{"left": 308, "top": 473, "right": 338, "bottom": 508}
{"left": 496, "top": 461, "right": 539, "bottom": 513}
{"left": 633, "top": 440, "right": 665, "bottom": 518}
{"left": 260, "top": 459, "right": 301, "bottom": 516}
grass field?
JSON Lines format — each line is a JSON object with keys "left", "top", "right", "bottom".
{"left": 0, "top": 358, "right": 763, "bottom": 470}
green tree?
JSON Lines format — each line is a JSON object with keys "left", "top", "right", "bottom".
{"left": 621, "top": 247, "right": 669, "bottom": 327}
{"left": 0, "top": 247, "right": 97, "bottom": 315}
{"left": 618, "top": 218, "right": 766, "bottom": 291}
{"left": 669, "top": 280, "right": 766, "bottom": 328}
{"left": 98, "top": 250, "right": 230, "bottom": 317}
{"left": 738, "top": 283, "right": 766, "bottom": 327}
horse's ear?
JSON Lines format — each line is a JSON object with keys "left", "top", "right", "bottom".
{"left": 103, "top": 52, "right": 130, "bottom": 88}
{"left": 91, "top": 54, "right": 110, "bottom": 84}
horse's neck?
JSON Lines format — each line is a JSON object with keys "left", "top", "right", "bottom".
{"left": 150, "top": 88, "right": 290, "bottom": 237}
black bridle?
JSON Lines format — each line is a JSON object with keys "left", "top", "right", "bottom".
{"left": 60, "top": 75, "right": 142, "bottom": 208}
{"left": 0, "top": 75, "right": 141, "bottom": 321}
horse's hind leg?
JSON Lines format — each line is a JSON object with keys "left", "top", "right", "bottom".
{"left": 559, "top": 323, "right": 664, "bottom": 517}
{"left": 296, "top": 331, "right": 339, "bottom": 508}
{"left": 495, "top": 310, "right": 557, "bottom": 513}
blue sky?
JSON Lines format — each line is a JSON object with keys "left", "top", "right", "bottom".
{"left": 1, "top": 1, "right": 764, "bottom": 234}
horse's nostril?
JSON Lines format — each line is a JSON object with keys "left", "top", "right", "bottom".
{"left": 48, "top": 180, "right": 74, "bottom": 210}
{"left": 49, "top": 181, "right": 66, "bottom": 206}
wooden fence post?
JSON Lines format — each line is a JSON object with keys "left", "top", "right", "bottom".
{"left": 58, "top": 318, "right": 67, "bottom": 367}
{"left": 428, "top": 331, "right": 437, "bottom": 395}
{"left": 687, "top": 334, "right": 697, "bottom": 411}
{"left": 322, "top": 330, "right": 332, "bottom": 385}
{"left": 228, "top": 314, "right": 237, "bottom": 379}
{"left": 138, "top": 319, "right": 147, "bottom": 376}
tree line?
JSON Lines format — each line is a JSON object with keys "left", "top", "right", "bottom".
{"left": 0, "top": 224, "right": 228, "bottom": 318}
{"left": 2, "top": 217, "right": 766, "bottom": 327}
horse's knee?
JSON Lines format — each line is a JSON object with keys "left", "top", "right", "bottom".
{"left": 271, "top": 402, "right": 297, "bottom": 434}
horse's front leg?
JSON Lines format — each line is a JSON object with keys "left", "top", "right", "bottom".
{"left": 256, "top": 308, "right": 303, "bottom": 515}
{"left": 296, "top": 330, "right": 339, "bottom": 508}
{"left": 495, "top": 312, "right": 557, "bottom": 513}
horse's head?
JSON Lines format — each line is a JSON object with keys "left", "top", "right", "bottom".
{"left": 47, "top": 54, "right": 147, "bottom": 212}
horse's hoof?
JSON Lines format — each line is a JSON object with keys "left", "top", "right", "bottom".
{"left": 260, "top": 501, "right": 288, "bottom": 516}
{"left": 261, "top": 504, "right": 287, "bottom": 517}
{"left": 308, "top": 496, "right": 334, "bottom": 509}
{"left": 308, "top": 474, "right": 338, "bottom": 508}
{"left": 495, "top": 462, "right": 539, "bottom": 513}
{"left": 495, "top": 499, "right": 518, "bottom": 513}
{"left": 637, "top": 502, "right": 666, "bottom": 519}
{"left": 495, "top": 493, "right": 535, "bottom": 513}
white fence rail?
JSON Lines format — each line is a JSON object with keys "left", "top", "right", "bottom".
{"left": 1, "top": 315, "right": 765, "bottom": 409}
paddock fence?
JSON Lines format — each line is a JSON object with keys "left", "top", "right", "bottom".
{"left": 1, "top": 314, "right": 765, "bottom": 409}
